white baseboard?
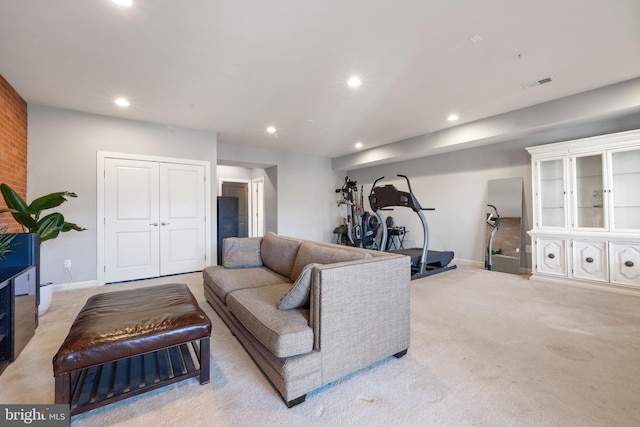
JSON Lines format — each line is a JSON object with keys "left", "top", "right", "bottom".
{"left": 454, "top": 258, "right": 532, "bottom": 275}
{"left": 52, "top": 280, "right": 102, "bottom": 292}
{"left": 454, "top": 258, "right": 484, "bottom": 268}
{"left": 529, "top": 273, "right": 640, "bottom": 297}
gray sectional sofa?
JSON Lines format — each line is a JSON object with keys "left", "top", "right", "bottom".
{"left": 203, "top": 232, "right": 411, "bottom": 407}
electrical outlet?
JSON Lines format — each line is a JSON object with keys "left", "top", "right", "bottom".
{"left": 525, "top": 245, "right": 532, "bottom": 253}
{"left": 64, "top": 259, "right": 72, "bottom": 269}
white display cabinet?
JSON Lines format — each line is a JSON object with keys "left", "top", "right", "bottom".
{"left": 527, "top": 129, "right": 640, "bottom": 291}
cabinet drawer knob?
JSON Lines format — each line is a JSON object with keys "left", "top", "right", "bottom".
{"left": 625, "top": 261, "right": 634, "bottom": 267}
{"left": 585, "top": 257, "right": 594, "bottom": 263}
{"left": 548, "top": 253, "right": 555, "bottom": 259}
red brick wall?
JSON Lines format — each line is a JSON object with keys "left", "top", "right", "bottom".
{"left": 0, "top": 74, "right": 28, "bottom": 232}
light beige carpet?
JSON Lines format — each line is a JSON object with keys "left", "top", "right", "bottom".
{"left": 1, "top": 265, "right": 639, "bottom": 426}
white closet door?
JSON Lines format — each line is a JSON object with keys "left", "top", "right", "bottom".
{"left": 159, "top": 163, "right": 206, "bottom": 275}
{"left": 105, "top": 159, "right": 160, "bottom": 283}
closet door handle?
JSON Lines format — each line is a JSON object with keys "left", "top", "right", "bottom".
{"left": 585, "top": 257, "right": 594, "bottom": 263}
{"left": 161, "top": 222, "right": 170, "bottom": 226}
{"left": 150, "top": 222, "right": 158, "bottom": 226}
{"left": 625, "top": 261, "right": 634, "bottom": 267}
{"left": 548, "top": 253, "right": 555, "bottom": 259}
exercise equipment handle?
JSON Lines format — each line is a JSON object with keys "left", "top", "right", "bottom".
{"left": 397, "top": 174, "right": 434, "bottom": 210}
{"left": 397, "top": 174, "right": 412, "bottom": 193}
{"left": 372, "top": 176, "right": 385, "bottom": 189}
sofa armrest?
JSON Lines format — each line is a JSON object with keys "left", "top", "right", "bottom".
{"left": 310, "top": 254, "right": 411, "bottom": 383}
{"left": 222, "top": 237, "right": 263, "bottom": 268}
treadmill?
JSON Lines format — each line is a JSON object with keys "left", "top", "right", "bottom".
{"left": 368, "top": 174, "right": 456, "bottom": 279}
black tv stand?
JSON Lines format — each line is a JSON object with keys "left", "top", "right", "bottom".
{"left": 0, "top": 233, "right": 39, "bottom": 375}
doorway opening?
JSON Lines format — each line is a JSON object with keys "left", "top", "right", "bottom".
{"left": 217, "top": 163, "right": 274, "bottom": 241}
{"left": 220, "top": 181, "right": 249, "bottom": 237}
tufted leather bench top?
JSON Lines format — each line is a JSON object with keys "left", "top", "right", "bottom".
{"left": 53, "top": 283, "right": 211, "bottom": 375}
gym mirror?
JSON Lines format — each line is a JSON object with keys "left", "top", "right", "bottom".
{"left": 485, "top": 178, "right": 524, "bottom": 274}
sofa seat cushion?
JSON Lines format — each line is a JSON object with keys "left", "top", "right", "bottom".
{"left": 203, "top": 265, "right": 292, "bottom": 304}
{"left": 261, "top": 232, "right": 302, "bottom": 278}
{"left": 290, "top": 241, "right": 371, "bottom": 280}
{"left": 227, "top": 283, "right": 313, "bottom": 358}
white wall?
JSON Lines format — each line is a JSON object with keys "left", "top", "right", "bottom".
{"left": 217, "top": 143, "right": 345, "bottom": 242}
{"left": 219, "top": 136, "right": 534, "bottom": 266}
{"left": 28, "top": 104, "right": 217, "bottom": 285}
{"left": 217, "top": 165, "right": 252, "bottom": 182}
{"left": 26, "top": 104, "right": 635, "bottom": 285}
{"left": 347, "top": 140, "right": 533, "bottom": 265}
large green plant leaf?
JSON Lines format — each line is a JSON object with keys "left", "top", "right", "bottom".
{"left": 1, "top": 209, "right": 38, "bottom": 231}
{"left": 28, "top": 191, "right": 78, "bottom": 216}
{"left": 0, "top": 183, "right": 33, "bottom": 231}
{"left": 37, "top": 213, "right": 65, "bottom": 242}
{"left": 0, "top": 183, "right": 28, "bottom": 213}
{"left": 62, "top": 222, "right": 86, "bottom": 232}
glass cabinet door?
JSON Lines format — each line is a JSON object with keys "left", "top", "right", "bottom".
{"left": 538, "top": 158, "right": 566, "bottom": 228}
{"left": 611, "top": 148, "right": 640, "bottom": 231}
{"left": 573, "top": 153, "right": 606, "bottom": 229}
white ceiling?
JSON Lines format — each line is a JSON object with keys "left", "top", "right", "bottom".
{"left": 1, "top": 0, "right": 639, "bottom": 159}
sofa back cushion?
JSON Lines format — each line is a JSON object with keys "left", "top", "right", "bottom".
{"left": 222, "top": 237, "right": 263, "bottom": 268}
{"left": 290, "top": 241, "right": 370, "bottom": 281}
{"left": 260, "top": 232, "right": 302, "bottom": 278}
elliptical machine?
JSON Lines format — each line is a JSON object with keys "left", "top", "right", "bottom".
{"left": 485, "top": 204, "right": 501, "bottom": 271}
{"left": 333, "top": 177, "right": 380, "bottom": 249}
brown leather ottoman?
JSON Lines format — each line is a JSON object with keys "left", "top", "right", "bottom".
{"left": 53, "top": 283, "right": 211, "bottom": 416}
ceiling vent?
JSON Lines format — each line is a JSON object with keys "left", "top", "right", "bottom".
{"left": 522, "top": 77, "right": 553, "bottom": 89}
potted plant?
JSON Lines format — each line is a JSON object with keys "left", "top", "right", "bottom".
{"left": 0, "top": 225, "right": 16, "bottom": 260}
{"left": 0, "top": 184, "right": 86, "bottom": 241}
{"left": 0, "top": 183, "right": 86, "bottom": 315}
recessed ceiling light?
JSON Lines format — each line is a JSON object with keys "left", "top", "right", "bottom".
{"left": 447, "top": 114, "right": 459, "bottom": 122}
{"left": 266, "top": 126, "right": 277, "bottom": 134}
{"left": 112, "top": 0, "right": 133, "bottom": 6}
{"left": 355, "top": 142, "right": 363, "bottom": 149}
{"left": 347, "top": 76, "right": 361, "bottom": 88}
{"left": 114, "top": 97, "right": 130, "bottom": 107}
